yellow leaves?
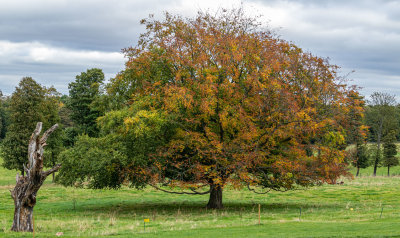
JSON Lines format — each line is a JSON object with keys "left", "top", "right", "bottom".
{"left": 163, "top": 85, "right": 194, "bottom": 112}
{"left": 123, "top": 110, "right": 162, "bottom": 135}
{"left": 215, "top": 142, "right": 223, "bottom": 152}
{"left": 153, "top": 81, "right": 162, "bottom": 87}
{"left": 123, "top": 117, "right": 135, "bottom": 131}
{"left": 323, "top": 131, "right": 345, "bottom": 147}
{"left": 295, "top": 110, "right": 311, "bottom": 122}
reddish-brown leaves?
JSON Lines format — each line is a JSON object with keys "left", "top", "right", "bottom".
{"left": 122, "top": 9, "right": 361, "bottom": 192}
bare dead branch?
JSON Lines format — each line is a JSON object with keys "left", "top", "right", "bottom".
{"left": 42, "top": 164, "right": 62, "bottom": 178}
{"left": 28, "top": 122, "right": 42, "bottom": 168}
{"left": 40, "top": 123, "right": 59, "bottom": 145}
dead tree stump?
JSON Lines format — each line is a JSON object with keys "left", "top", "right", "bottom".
{"left": 10, "top": 122, "right": 60, "bottom": 232}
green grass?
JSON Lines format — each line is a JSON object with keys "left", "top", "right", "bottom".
{"left": 2, "top": 158, "right": 400, "bottom": 237}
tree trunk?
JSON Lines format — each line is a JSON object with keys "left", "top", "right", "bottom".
{"left": 374, "top": 122, "right": 383, "bottom": 176}
{"left": 388, "top": 166, "right": 390, "bottom": 177}
{"left": 373, "top": 143, "right": 380, "bottom": 176}
{"left": 207, "top": 184, "right": 223, "bottom": 209}
{"left": 52, "top": 153, "right": 56, "bottom": 183}
{"left": 11, "top": 176, "right": 34, "bottom": 232}
{"left": 356, "top": 167, "right": 360, "bottom": 177}
{"left": 10, "top": 122, "right": 60, "bottom": 232}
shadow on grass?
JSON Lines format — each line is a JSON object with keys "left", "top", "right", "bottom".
{"left": 47, "top": 198, "right": 339, "bottom": 215}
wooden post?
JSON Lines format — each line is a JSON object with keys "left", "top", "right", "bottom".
{"left": 32, "top": 212, "right": 34, "bottom": 238}
{"left": 299, "top": 207, "right": 302, "bottom": 221}
{"left": 258, "top": 204, "right": 261, "bottom": 225}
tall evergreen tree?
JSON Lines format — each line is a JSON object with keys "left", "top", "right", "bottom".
{"left": 382, "top": 130, "right": 398, "bottom": 176}
{"left": 2, "top": 77, "right": 46, "bottom": 174}
{"left": 1, "top": 78, "right": 62, "bottom": 175}
{"left": 67, "top": 68, "right": 104, "bottom": 137}
{"left": 350, "top": 142, "right": 369, "bottom": 177}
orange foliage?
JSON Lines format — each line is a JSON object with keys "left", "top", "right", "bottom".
{"left": 122, "top": 9, "right": 361, "bottom": 193}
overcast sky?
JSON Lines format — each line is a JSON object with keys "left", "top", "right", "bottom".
{"left": 1, "top": 0, "right": 399, "bottom": 98}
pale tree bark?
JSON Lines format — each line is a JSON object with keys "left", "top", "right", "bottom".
{"left": 10, "top": 122, "right": 60, "bottom": 232}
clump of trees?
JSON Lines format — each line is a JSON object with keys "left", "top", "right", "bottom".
{"left": 364, "top": 92, "right": 399, "bottom": 176}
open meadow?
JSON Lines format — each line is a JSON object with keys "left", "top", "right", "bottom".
{"left": 2, "top": 158, "right": 400, "bottom": 237}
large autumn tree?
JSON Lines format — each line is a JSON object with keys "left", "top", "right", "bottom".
{"left": 59, "top": 9, "right": 360, "bottom": 209}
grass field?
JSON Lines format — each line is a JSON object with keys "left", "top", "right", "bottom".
{"left": 2, "top": 158, "right": 400, "bottom": 237}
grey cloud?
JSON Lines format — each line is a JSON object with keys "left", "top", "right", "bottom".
{"left": 0, "top": 0, "right": 182, "bottom": 52}
{"left": 248, "top": 0, "right": 400, "bottom": 98}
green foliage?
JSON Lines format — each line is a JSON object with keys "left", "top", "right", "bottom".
{"left": 57, "top": 103, "right": 174, "bottom": 189}
{"left": 350, "top": 142, "right": 370, "bottom": 170}
{"left": 58, "top": 95, "right": 74, "bottom": 128}
{"left": 0, "top": 92, "right": 9, "bottom": 140}
{"left": 61, "top": 127, "right": 79, "bottom": 148}
{"left": 365, "top": 92, "right": 398, "bottom": 175}
{"left": 365, "top": 92, "right": 398, "bottom": 143}
{"left": 1, "top": 77, "right": 62, "bottom": 174}
{"left": 57, "top": 134, "right": 129, "bottom": 189}
{"left": 382, "top": 131, "right": 399, "bottom": 174}
{"left": 2, "top": 77, "right": 46, "bottom": 173}
{"left": 42, "top": 87, "right": 63, "bottom": 170}
{"left": 67, "top": 68, "right": 104, "bottom": 137}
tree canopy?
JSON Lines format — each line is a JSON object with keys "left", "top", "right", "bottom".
{"left": 2, "top": 77, "right": 61, "bottom": 175}
{"left": 58, "top": 9, "right": 362, "bottom": 208}
{"left": 67, "top": 68, "right": 104, "bottom": 137}
{"left": 382, "top": 130, "right": 398, "bottom": 176}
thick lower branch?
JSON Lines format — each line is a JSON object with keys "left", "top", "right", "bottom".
{"left": 149, "top": 184, "right": 210, "bottom": 195}
{"left": 247, "top": 184, "right": 271, "bottom": 194}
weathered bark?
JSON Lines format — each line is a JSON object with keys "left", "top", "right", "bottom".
{"left": 207, "top": 184, "right": 223, "bottom": 209}
{"left": 356, "top": 167, "right": 360, "bottom": 177}
{"left": 10, "top": 122, "right": 60, "bottom": 232}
